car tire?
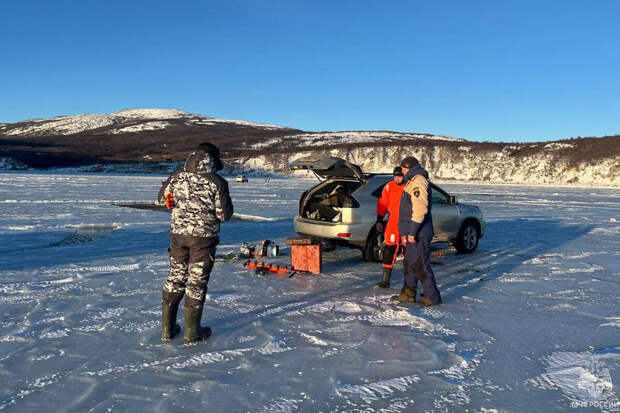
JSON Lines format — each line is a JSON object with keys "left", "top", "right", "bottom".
{"left": 321, "top": 241, "right": 337, "bottom": 252}
{"left": 455, "top": 220, "right": 480, "bottom": 254}
{"left": 363, "top": 228, "right": 383, "bottom": 262}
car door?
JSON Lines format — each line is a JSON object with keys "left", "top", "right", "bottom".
{"left": 431, "top": 184, "right": 460, "bottom": 241}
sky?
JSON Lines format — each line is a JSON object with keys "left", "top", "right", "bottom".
{"left": 0, "top": 0, "right": 618, "bottom": 142}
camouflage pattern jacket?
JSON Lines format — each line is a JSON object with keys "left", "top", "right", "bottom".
{"left": 159, "top": 151, "right": 234, "bottom": 238}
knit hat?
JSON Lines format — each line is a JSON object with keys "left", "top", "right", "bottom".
{"left": 400, "top": 156, "right": 419, "bottom": 169}
{"left": 393, "top": 166, "right": 404, "bottom": 177}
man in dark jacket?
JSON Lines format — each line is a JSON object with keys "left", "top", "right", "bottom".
{"left": 159, "top": 143, "right": 234, "bottom": 343}
{"left": 392, "top": 156, "right": 441, "bottom": 306}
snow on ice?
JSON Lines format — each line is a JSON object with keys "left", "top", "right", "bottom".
{"left": 0, "top": 171, "right": 619, "bottom": 411}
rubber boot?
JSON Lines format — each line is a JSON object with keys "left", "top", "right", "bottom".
{"left": 161, "top": 300, "right": 181, "bottom": 340}
{"left": 390, "top": 286, "right": 416, "bottom": 304}
{"left": 374, "top": 268, "right": 392, "bottom": 289}
{"left": 183, "top": 305, "right": 212, "bottom": 344}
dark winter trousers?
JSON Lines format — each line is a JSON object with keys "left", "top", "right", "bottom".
{"left": 403, "top": 237, "right": 441, "bottom": 304}
{"left": 382, "top": 243, "right": 401, "bottom": 269}
{"left": 162, "top": 233, "right": 218, "bottom": 309}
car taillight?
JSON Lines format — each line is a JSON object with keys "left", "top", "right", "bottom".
{"left": 337, "top": 233, "right": 351, "bottom": 238}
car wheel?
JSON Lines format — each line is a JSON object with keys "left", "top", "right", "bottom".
{"left": 455, "top": 221, "right": 480, "bottom": 254}
{"left": 321, "top": 241, "right": 337, "bottom": 252}
{"left": 363, "top": 228, "right": 383, "bottom": 262}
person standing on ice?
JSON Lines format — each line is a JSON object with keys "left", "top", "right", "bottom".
{"left": 374, "top": 166, "right": 405, "bottom": 288}
{"left": 159, "top": 143, "right": 234, "bottom": 344}
{"left": 391, "top": 156, "right": 441, "bottom": 306}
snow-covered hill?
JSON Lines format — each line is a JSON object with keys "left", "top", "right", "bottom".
{"left": 1, "top": 109, "right": 618, "bottom": 186}
{"left": 0, "top": 108, "right": 291, "bottom": 137}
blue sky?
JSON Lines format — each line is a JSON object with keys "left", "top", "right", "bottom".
{"left": 1, "top": 0, "right": 618, "bottom": 142}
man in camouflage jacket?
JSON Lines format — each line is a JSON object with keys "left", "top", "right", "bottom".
{"left": 159, "top": 143, "right": 234, "bottom": 343}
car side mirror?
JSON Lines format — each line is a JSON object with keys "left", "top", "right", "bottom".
{"left": 450, "top": 195, "right": 458, "bottom": 204}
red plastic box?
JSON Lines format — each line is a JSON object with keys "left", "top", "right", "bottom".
{"left": 286, "top": 237, "right": 322, "bottom": 274}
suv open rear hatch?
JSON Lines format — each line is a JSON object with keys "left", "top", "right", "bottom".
{"left": 289, "top": 156, "right": 365, "bottom": 182}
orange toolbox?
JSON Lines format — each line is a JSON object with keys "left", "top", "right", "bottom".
{"left": 285, "top": 237, "right": 322, "bottom": 274}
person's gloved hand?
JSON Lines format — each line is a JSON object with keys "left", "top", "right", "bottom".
{"left": 165, "top": 193, "right": 175, "bottom": 209}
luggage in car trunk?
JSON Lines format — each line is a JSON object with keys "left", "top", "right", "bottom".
{"left": 300, "top": 180, "right": 361, "bottom": 222}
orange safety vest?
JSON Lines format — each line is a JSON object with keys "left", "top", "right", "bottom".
{"left": 376, "top": 180, "right": 405, "bottom": 245}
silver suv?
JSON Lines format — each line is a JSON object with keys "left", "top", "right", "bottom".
{"left": 290, "top": 156, "right": 485, "bottom": 262}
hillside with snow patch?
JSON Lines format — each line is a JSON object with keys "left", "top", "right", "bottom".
{"left": 1, "top": 108, "right": 618, "bottom": 186}
{"left": 0, "top": 108, "right": 291, "bottom": 137}
{"left": 237, "top": 137, "right": 620, "bottom": 187}
{"left": 251, "top": 131, "right": 462, "bottom": 150}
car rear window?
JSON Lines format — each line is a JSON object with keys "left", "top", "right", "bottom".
{"left": 370, "top": 183, "right": 387, "bottom": 198}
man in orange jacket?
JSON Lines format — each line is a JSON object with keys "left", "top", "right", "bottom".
{"left": 375, "top": 166, "right": 405, "bottom": 288}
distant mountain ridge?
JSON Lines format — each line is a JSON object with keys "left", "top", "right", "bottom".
{"left": 1, "top": 109, "right": 292, "bottom": 137}
{"left": 1, "top": 108, "right": 618, "bottom": 186}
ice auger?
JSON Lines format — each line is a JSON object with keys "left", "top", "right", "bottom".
{"left": 243, "top": 260, "right": 307, "bottom": 277}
